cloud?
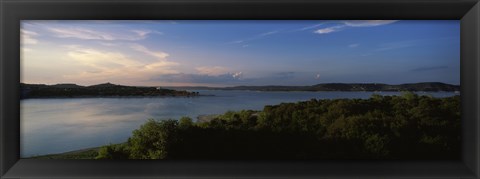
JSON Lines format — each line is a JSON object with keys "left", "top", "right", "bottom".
{"left": 62, "top": 46, "right": 178, "bottom": 84}
{"left": 48, "top": 27, "right": 160, "bottom": 41}
{"left": 131, "top": 29, "right": 163, "bottom": 37}
{"left": 313, "top": 20, "right": 398, "bottom": 35}
{"left": 410, "top": 66, "right": 448, "bottom": 72}
{"left": 259, "top": 30, "right": 279, "bottom": 37}
{"left": 315, "top": 73, "right": 321, "bottom": 79}
{"left": 130, "top": 44, "right": 169, "bottom": 59}
{"left": 343, "top": 20, "right": 398, "bottom": 27}
{"left": 98, "top": 42, "right": 118, "bottom": 46}
{"left": 21, "top": 29, "right": 39, "bottom": 45}
{"left": 151, "top": 72, "right": 244, "bottom": 85}
{"left": 231, "top": 40, "right": 244, "bottom": 44}
{"left": 314, "top": 27, "right": 337, "bottom": 34}
{"left": 195, "top": 66, "right": 243, "bottom": 80}
{"left": 49, "top": 27, "right": 115, "bottom": 40}
{"left": 348, "top": 44, "right": 359, "bottom": 48}
{"left": 293, "top": 21, "right": 350, "bottom": 32}
{"left": 232, "top": 72, "right": 243, "bottom": 79}
{"left": 196, "top": 66, "right": 229, "bottom": 76}
{"left": 295, "top": 23, "right": 327, "bottom": 31}
{"left": 21, "top": 47, "right": 33, "bottom": 52}
{"left": 229, "top": 30, "right": 279, "bottom": 44}
{"left": 66, "top": 47, "right": 139, "bottom": 70}
{"left": 314, "top": 25, "right": 345, "bottom": 34}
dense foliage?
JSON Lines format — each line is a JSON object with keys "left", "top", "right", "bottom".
{"left": 96, "top": 93, "right": 460, "bottom": 160}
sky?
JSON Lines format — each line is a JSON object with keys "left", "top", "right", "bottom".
{"left": 20, "top": 20, "right": 460, "bottom": 87}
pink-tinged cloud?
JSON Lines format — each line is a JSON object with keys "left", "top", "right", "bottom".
{"left": 21, "top": 29, "right": 39, "bottom": 45}
{"left": 196, "top": 66, "right": 230, "bottom": 76}
{"left": 314, "top": 20, "right": 398, "bottom": 35}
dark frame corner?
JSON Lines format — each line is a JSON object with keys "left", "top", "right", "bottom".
{"left": 1, "top": 0, "right": 479, "bottom": 178}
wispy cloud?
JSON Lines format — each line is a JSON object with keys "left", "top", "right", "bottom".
{"left": 343, "top": 20, "right": 398, "bottom": 27}
{"left": 132, "top": 29, "right": 163, "bottom": 37}
{"left": 229, "top": 30, "right": 279, "bottom": 44}
{"left": 293, "top": 21, "right": 355, "bottom": 32}
{"left": 21, "top": 29, "right": 39, "bottom": 45}
{"left": 150, "top": 72, "right": 244, "bottom": 85}
{"left": 22, "top": 48, "right": 33, "bottom": 52}
{"left": 313, "top": 20, "right": 398, "bottom": 35}
{"left": 49, "top": 27, "right": 114, "bottom": 40}
{"left": 231, "top": 40, "right": 244, "bottom": 44}
{"left": 314, "top": 25, "right": 345, "bottom": 34}
{"left": 62, "top": 46, "right": 178, "bottom": 84}
{"left": 195, "top": 66, "right": 243, "bottom": 80}
{"left": 295, "top": 23, "right": 327, "bottom": 31}
{"left": 348, "top": 44, "right": 359, "bottom": 48}
{"left": 98, "top": 42, "right": 118, "bottom": 47}
{"left": 232, "top": 72, "right": 243, "bottom": 79}
{"left": 130, "top": 44, "right": 169, "bottom": 59}
{"left": 259, "top": 30, "right": 279, "bottom": 37}
{"left": 66, "top": 47, "right": 140, "bottom": 70}
{"left": 196, "top": 66, "right": 230, "bottom": 76}
{"left": 48, "top": 27, "right": 161, "bottom": 41}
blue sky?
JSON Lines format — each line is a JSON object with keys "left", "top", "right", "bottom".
{"left": 20, "top": 20, "right": 460, "bottom": 87}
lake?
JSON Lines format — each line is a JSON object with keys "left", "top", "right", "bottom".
{"left": 20, "top": 90, "right": 458, "bottom": 157}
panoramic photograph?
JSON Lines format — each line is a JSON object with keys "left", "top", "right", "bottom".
{"left": 20, "top": 20, "right": 460, "bottom": 159}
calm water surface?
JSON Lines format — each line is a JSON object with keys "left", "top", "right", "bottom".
{"left": 20, "top": 90, "right": 457, "bottom": 157}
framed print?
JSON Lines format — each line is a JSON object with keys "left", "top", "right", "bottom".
{"left": 1, "top": 0, "right": 479, "bottom": 178}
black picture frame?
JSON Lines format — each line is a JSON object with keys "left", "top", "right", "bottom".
{"left": 1, "top": 0, "right": 479, "bottom": 178}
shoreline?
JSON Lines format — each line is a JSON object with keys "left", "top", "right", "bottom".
{"left": 20, "top": 94, "right": 214, "bottom": 100}
{"left": 26, "top": 147, "right": 101, "bottom": 159}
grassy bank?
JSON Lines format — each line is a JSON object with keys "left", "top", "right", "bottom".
{"left": 29, "top": 147, "right": 100, "bottom": 159}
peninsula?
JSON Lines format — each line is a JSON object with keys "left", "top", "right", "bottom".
{"left": 20, "top": 83, "right": 199, "bottom": 99}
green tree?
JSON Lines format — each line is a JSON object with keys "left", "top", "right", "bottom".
{"left": 128, "top": 119, "right": 179, "bottom": 159}
{"left": 179, "top": 116, "right": 194, "bottom": 129}
{"left": 95, "top": 144, "right": 129, "bottom": 159}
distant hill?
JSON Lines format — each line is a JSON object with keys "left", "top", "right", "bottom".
{"left": 87, "top": 82, "right": 120, "bottom": 88}
{"left": 20, "top": 83, "right": 199, "bottom": 99}
{"left": 305, "top": 82, "right": 460, "bottom": 92}
{"left": 51, "top": 83, "right": 83, "bottom": 89}
{"left": 166, "top": 82, "right": 460, "bottom": 92}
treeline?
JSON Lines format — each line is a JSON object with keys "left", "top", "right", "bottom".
{"left": 20, "top": 83, "right": 199, "bottom": 99}
{"left": 97, "top": 93, "right": 460, "bottom": 160}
